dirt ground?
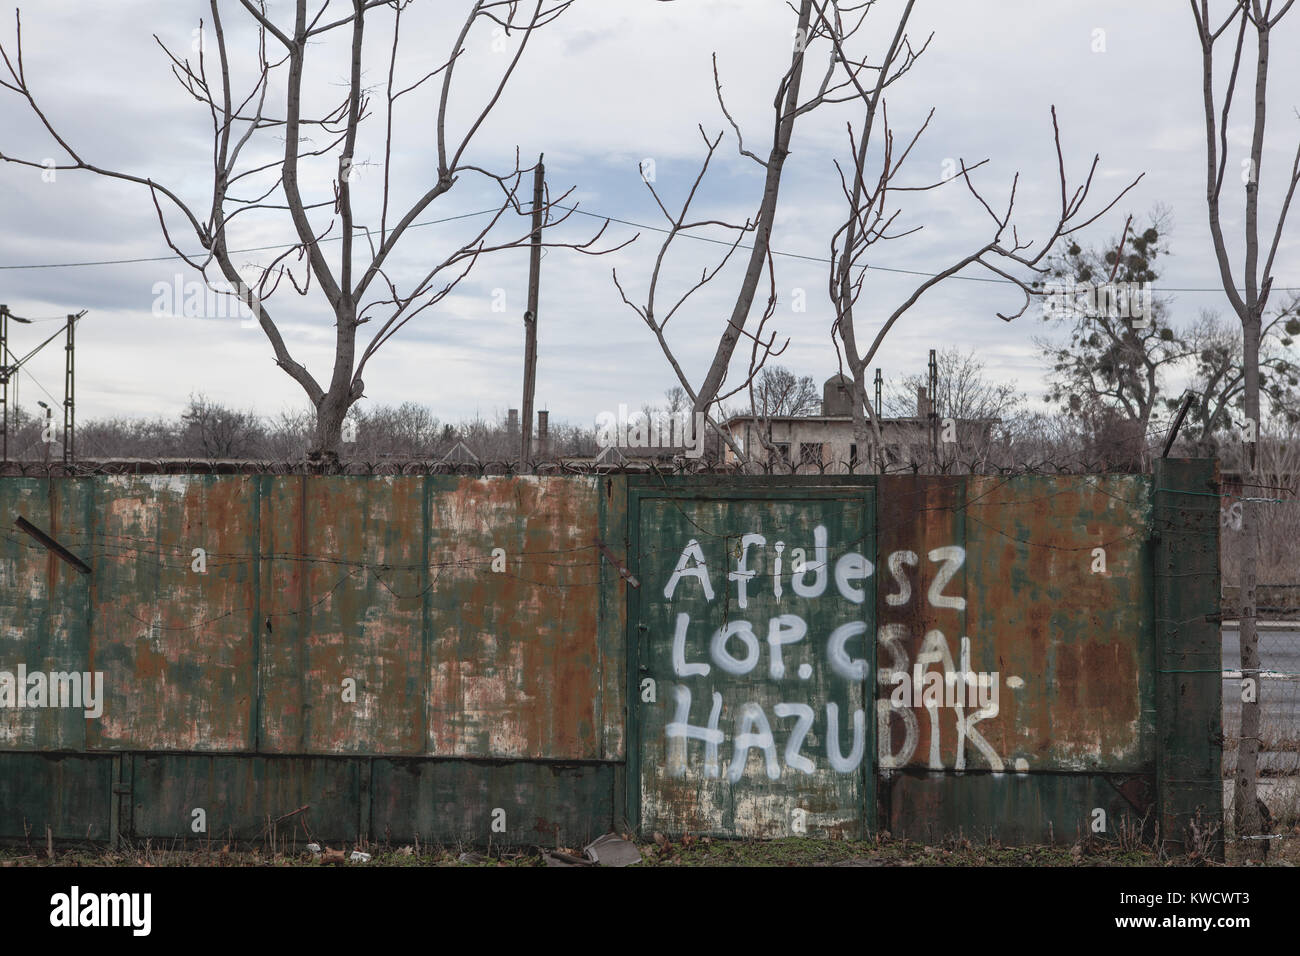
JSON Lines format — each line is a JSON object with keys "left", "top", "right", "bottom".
{"left": 2, "top": 830, "right": 1294, "bottom": 867}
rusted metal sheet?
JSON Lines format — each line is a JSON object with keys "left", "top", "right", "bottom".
{"left": 874, "top": 476, "right": 1153, "bottom": 781}
{"left": 370, "top": 758, "right": 614, "bottom": 846}
{"left": 5, "top": 473, "right": 617, "bottom": 763}
{"left": 0, "top": 753, "right": 112, "bottom": 840}
{"left": 874, "top": 477, "right": 968, "bottom": 778}
{"left": 886, "top": 771, "right": 1155, "bottom": 845}
{"left": 631, "top": 480, "right": 875, "bottom": 838}
{"left": 425, "top": 476, "right": 608, "bottom": 759}
{"left": 130, "top": 754, "right": 361, "bottom": 842}
{"left": 962, "top": 475, "right": 1154, "bottom": 772}
{"left": 259, "top": 476, "right": 427, "bottom": 754}
{"left": 0, "top": 470, "right": 1218, "bottom": 849}
{"left": 598, "top": 475, "right": 628, "bottom": 762}
{"left": 0, "top": 478, "right": 93, "bottom": 751}
{"left": 89, "top": 475, "right": 258, "bottom": 751}
{"left": 253, "top": 475, "right": 615, "bottom": 758}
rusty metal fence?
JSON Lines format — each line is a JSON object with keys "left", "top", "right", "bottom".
{"left": 0, "top": 464, "right": 1222, "bottom": 855}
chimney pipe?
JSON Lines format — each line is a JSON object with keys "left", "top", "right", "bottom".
{"left": 537, "top": 410, "right": 549, "bottom": 457}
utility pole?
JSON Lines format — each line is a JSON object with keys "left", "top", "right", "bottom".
{"left": 63, "top": 313, "right": 76, "bottom": 464}
{"left": 0, "top": 305, "right": 33, "bottom": 465}
{"left": 37, "top": 401, "right": 51, "bottom": 466}
{"left": 928, "top": 348, "right": 938, "bottom": 456}
{"left": 0, "top": 306, "right": 74, "bottom": 466}
{"left": 1, "top": 304, "right": 8, "bottom": 466}
{"left": 520, "top": 155, "right": 544, "bottom": 465}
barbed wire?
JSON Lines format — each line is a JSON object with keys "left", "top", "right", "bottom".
{"left": 0, "top": 452, "right": 1269, "bottom": 479}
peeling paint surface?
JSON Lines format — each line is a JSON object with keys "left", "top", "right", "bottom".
{"left": 426, "top": 477, "right": 608, "bottom": 759}
{"left": 874, "top": 476, "right": 1153, "bottom": 781}
{"left": 633, "top": 488, "right": 874, "bottom": 838}
{"left": 1, "top": 475, "right": 620, "bottom": 763}
{"left": 92, "top": 476, "right": 257, "bottom": 751}
{"left": 0, "top": 471, "right": 1211, "bottom": 847}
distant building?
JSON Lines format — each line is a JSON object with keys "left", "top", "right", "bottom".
{"left": 721, "top": 374, "right": 998, "bottom": 472}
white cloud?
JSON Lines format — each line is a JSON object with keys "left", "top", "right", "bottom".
{"left": 1, "top": 0, "right": 1297, "bottom": 428}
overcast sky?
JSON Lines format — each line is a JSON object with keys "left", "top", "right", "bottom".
{"left": 1, "top": 0, "right": 1298, "bottom": 430}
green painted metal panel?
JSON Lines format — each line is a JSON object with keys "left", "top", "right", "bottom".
{"left": 369, "top": 758, "right": 615, "bottom": 846}
{"left": 0, "top": 478, "right": 93, "bottom": 751}
{"left": 130, "top": 754, "right": 362, "bottom": 842}
{"left": 0, "top": 752, "right": 112, "bottom": 840}
{"left": 0, "top": 471, "right": 1216, "bottom": 849}
{"left": 1153, "top": 459, "right": 1222, "bottom": 857}
{"left": 631, "top": 480, "right": 876, "bottom": 839}
{"left": 886, "top": 771, "right": 1155, "bottom": 845}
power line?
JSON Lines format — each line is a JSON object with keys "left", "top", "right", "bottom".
{"left": 0, "top": 208, "right": 504, "bottom": 270}
{"left": 556, "top": 208, "right": 1300, "bottom": 297}
{"left": 9, "top": 321, "right": 69, "bottom": 369}
{"left": 1, "top": 200, "right": 1298, "bottom": 294}
{"left": 16, "top": 362, "right": 60, "bottom": 408}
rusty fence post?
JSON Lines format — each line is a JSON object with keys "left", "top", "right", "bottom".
{"left": 1153, "top": 458, "right": 1223, "bottom": 859}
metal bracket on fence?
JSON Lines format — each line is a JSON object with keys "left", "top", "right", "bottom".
{"left": 1161, "top": 391, "right": 1194, "bottom": 458}
{"left": 13, "top": 515, "right": 92, "bottom": 574}
{"left": 594, "top": 537, "right": 639, "bottom": 588}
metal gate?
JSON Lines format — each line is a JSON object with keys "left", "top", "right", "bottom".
{"left": 628, "top": 482, "right": 875, "bottom": 838}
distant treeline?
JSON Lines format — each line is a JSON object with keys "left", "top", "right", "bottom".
{"left": 3, "top": 396, "right": 598, "bottom": 461}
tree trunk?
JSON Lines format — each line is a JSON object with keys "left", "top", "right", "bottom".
{"left": 692, "top": 0, "right": 813, "bottom": 415}
{"left": 1234, "top": 311, "right": 1264, "bottom": 860}
{"left": 310, "top": 389, "right": 349, "bottom": 472}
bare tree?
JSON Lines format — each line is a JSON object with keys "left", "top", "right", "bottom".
{"left": 1184, "top": 300, "right": 1300, "bottom": 454}
{"left": 617, "top": 0, "right": 884, "bottom": 459}
{"left": 612, "top": 123, "right": 787, "bottom": 464}
{"left": 1190, "top": 0, "right": 1300, "bottom": 858}
{"left": 1035, "top": 213, "right": 1192, "bottom": 469}
{"left": 687, "top": 0, "right": 833, "bottom": 417}
{"left": 820, "top": 0, "right": 1141, "bottom": 471}
{"left": 180, "top": 393, "right": 262, "bottom": 458}
{"left": 751, "top": 365, "right": 821, "bottom": 417}
{"left": 663, "top": 386, "right": 688, "bottom": 418}
{"left": 885, "top": 347, "right": 1025, "bottom": 425}
{"left": 0, "top": 1, "right": 620, "bottom": 469}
